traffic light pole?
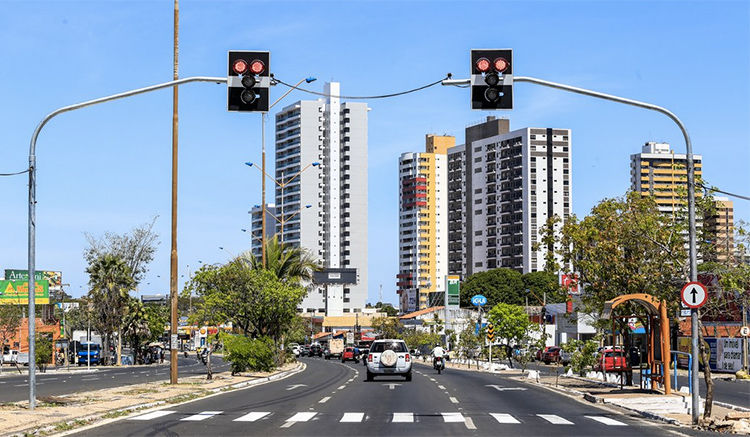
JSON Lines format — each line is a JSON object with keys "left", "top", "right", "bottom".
{"left": 444, "top": 74, "right": 699, "bottom": 423}
{"left": 26, "top": 75, "right": 226, "bottom": 409}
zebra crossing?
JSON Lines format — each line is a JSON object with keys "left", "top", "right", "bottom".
{"left": 127, "top": 409, "right": 629, "bottom": 427}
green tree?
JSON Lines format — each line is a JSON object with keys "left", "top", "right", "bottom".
{"left": 122, "top": 298, "right": 153, "bottom": 364}
{"left": 488, "top": 303, "right": 534, "bottom": 367}
{"left": 86, "top": 254, "right": 135, "bottom": 365}
{"left": 245, "top": 235, "right": 319, "bottom": 283}
{"left": 522, "top": 271, "right": 567, "bottom": 304}
{"left": 35, "top": 334, "right": 53, "bottom": 373}
{"left": 221, "top": 334, "right": 276, "bottom": 375}
{"left": 370, "top": 316, "right": 403, "bottom": 339}
{"left": 460, "top": 268, "right": 525, "bottom": 307}
{"left": 458, "top": 326, "right": 482, "bottom": 363}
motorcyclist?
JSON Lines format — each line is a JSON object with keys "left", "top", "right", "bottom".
{"left": 431, "top": 344, "right": 445, "bottom": 368}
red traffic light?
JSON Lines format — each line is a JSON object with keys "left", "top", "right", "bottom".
{"left": 249, "top": 59, "right": 265, "bottom": 75}
{"left": 476, "top": 57, "right": 491, "bottom": 73}
{"left": 493, "top": 57, "right": 509, "bottom": 73}
{"left": 232, "top": 59, "right": 248, "bottom": 75}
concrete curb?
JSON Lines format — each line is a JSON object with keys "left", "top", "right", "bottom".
{"left": 7, "top": 362, "right": 306, "bottom": 437}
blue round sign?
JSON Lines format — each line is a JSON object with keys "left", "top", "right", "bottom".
{"left": 471, "top": 295, "right": 487, "bottom": 307}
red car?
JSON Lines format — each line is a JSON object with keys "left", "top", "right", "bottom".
{"left": 594, "top": 348, "right": 628, "bottom": 371}
{"left": 341, "top": 347, "right": 359, "bottom": 363}
{"left": 542, "top": 346, "right": 562, "bottom": 364}
{"left": 536, "top": 346, "right": 552, "bottom": 362}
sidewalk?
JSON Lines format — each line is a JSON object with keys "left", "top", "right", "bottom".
{"left": 426, "top": 358, "right": 750, "bottom": 433}
{"left": 0, "top": 361, "right": 304, "bottom": 437}
{"left": 0, "top": 362, "right": 171, "bottom": 377}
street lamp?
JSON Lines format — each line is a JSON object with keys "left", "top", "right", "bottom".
{"left": 255, "top": 76, "right": 316, "bottom": 267}
{"left": 245, "top": 161, "right": 320, "bottom": 245}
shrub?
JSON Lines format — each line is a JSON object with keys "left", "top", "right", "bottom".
{"left": 35, "top": 334, "right": 53, "bottom": 372}
{"left": 222, "top": 335, "right": 276, "bottom": 374}
{"left": 562, "top": 336, "right": 600, "bottom": 375}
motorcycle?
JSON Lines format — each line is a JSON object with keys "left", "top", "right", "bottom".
{"left": 434, "top": 356, "right": 445, "bottom": 374}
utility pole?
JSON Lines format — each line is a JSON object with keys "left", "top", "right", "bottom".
{"left": 169, "top": 0, "right": 179, "bottom": 385}
{"left": 261, "top": 113, "right": 267, "bottom": 267}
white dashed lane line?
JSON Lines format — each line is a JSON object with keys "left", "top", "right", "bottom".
{"left": 319, "top": 396, "right": 331, "bottom": 403}
{"left": 449, "top": 397, "right": 459, "bottom": 404}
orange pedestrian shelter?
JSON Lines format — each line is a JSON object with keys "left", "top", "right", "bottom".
{"left": 602, "top": 293, "right": 671, "bottom": 395}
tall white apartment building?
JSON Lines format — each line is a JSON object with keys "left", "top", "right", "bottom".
{"left": 397, "top": 135, "right": 451, "bottom": 313}
{"left": 462, "top": 117, "right": 572, "bottom": 274}
{"left": 274, "top": 82, "right": 369, "bottom": 316}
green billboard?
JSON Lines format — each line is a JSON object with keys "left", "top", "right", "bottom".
{"left": 445, "top": 275, "right": 460, "bottom": 308}
{"left": 0, "top": 280, "right": 50, "bottom": 305}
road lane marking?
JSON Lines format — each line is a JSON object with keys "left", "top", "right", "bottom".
{"left": 392, "top": 413, "right": 413, "bottom": 423}
{"left": 319, "top": 396, "right": 331, "bottom": 403}
{"left": 464, "top": 416, "right": 477, "bottom": 430}
{"left": 129, "top": 410, "right": 176, "bottom": 421}
{"left": 285, "top": 412, "right": 316, "bottom": 423}
{"left": 429, "top": 378, "right": 436, "bottom": 382}
{"left": 491, "top": 413, "right": 521, "bottom": 424}
{"left": 442, "top": 412, "right": 464, "bottom": 423}
{"left": 337, "top": 385, "right": 346, "bottom": 390}
{"left": 449, "top": 397, "right": 459, "bottom": 403}
{"left": 586, "top": 416, "right": 627, "bottom": 426}
{"left": 340, "top": 412, "right": 364, "bottom": 422}
{"left": 538, "top": 414, "right": 573, "bottom": 425}
{"left": 438, "top": 385, "right": 446, "bottom": 389}
{"left": 181, "top": 410, "right": 222, "bottom": 421}
{"left": 234, "top": 412, "right": 270, "bottom": 422}
{"left": 286, "top": 384, "right": 307, "bottom": 390}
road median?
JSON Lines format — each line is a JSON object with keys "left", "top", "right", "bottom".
{"left": 1, "top": 361, "right": 305, "bottom": 437}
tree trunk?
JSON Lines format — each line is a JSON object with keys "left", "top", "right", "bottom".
{"left": 698, "top": 321, "right": 714, "bottom": 420}
{"left": 117, "top": 328, "right": 122, "bottom": 366}
{"left": 206, "top": 343, "right": 213, "bottom": 380}
{"left": 102, "top": 335, "right": 110, "bottom": 366}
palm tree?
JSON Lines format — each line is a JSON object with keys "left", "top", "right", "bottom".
{"left": 242, "top": 236, "right": 320, "bottom": 283}
{"left": 86, "top": 254, "right": 134, "bottom": 365}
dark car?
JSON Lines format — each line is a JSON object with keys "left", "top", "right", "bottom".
{"left": 300, "top": 345, "right": 311, "bottom": 357}
{"left": 310, "top": 343, "right": 322, "bottom": 357}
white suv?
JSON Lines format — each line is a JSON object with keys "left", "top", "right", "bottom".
{"left": 366, "top": 339, "right": 412, "bottom": 381}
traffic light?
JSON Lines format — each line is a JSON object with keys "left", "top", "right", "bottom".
{"left": 471, "top": 49, "right": 513, "bottom": 110}
{"left": 227, "top": 51, "right": 270, "bottom": 112}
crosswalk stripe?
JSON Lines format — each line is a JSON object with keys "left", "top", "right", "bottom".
{"left": 286, "top": 412, "right": 317, "bottom": 422}
{"left": 537, "top": 414, "right": 574, "bottom": 425}
{"left": 129, "top": 410, "right": 176, "bottom": 421}
{"left": 234, "top": 412, "right": 271, "bottom": 422}
{"left": 340, "top": 412, "right": 365, "bottom": 422}
{"left": 490, "top": 413, "right": 521, "bottom": 424}
{"left": 442, "top": 412, "right": 465, "bottom": 423}
{"left": 585, "top": 416, "right": 627, "bottom": 426}
{"left": 392, "top": 412, "right": 413, "bottom": 423}
{"left": 181, "top": 411, "right": 222, "bottom": 421}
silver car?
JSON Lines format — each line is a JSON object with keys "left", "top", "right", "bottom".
{"left": 366, "top": 339, "right": 412, "bottom": 381}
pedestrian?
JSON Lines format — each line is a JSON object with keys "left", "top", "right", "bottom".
{"left": 159, "top": 349, "right": 164, "bottom": 364}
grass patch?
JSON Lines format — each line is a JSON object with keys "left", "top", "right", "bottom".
{"left": 166, "top": 390, "right": 207, "bottom": 405}
{"left": 120, "top": 388, "right": 158, "bottom": 395}
{"left": 53, "top": 419, "right": 89, "bottom": 432}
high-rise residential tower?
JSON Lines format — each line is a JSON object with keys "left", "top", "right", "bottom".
{"left": 397, "top": 135, "right": 452, "bottom": 313}
{"left": 460, "top": 117, "right": 572, "bottom": 274}
{"left": 447, "top": 144, "right": 467, "bottom": 278}
{"left": 274, "top": 82, "right": 369, "bottom": 316}
{"left": 630, "top": 142, "right": 703, "bottom": 217}
{"left": 705, "top": 197, "right": 734, "bottom": 264}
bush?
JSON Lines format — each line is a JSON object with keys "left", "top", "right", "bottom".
{"left": 35, "top": 334, "right": 53, "bottom": 372}
{"left": 562, "top": 337, "right": 599, "bottom": 375}
{"left": 222, "top": 335, "right": 276, "bottom": 375}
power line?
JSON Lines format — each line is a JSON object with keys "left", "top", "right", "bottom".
{"left": 0, "top": 168, "right": 29, "bottom": 176}
{"left": 273, "top": 75, "right": 450, "bottom": 100}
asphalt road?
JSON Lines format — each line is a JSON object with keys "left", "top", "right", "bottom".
{"left": 0, "top": 355, "right": 229, "bottom": 403}
{"left": 525, "top": 360, "right": 750, "bottom": 409}
{"left": 75, "top": 356, "right": 715, "bottom": 437}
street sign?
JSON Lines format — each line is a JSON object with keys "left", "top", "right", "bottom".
{"left": 346, "top": 332, "right": 355, "bottom": 344}
{"left": 170, "top": 334, "right": 179, "bottom": 351}
{"left": 741, "top": 326, "right": 750, "bottom": 337}
{"left": 471, "top": 294, "right": 487, "bottom": 307}
{"left": 679, "top": 301, "right": 692, "bottom": 318}
{"left": 445, "top": 276, "right": 460, "bottom": 309}
{"left": 680, "top": 282, "right": 708, "bottom": 309}
{"left": 486, "top": 323, "right": 495, "bottom": 342}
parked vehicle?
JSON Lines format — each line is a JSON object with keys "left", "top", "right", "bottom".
{"left": 433, "top": 356, "right": 445, "bottom": 374}
{"left": 536, "top": 346, "right": 552, "bottom": 362}
{"left": 300, "top": 345, "right": 311, "bottom": 357}
{"left": 559, "top": 349, "right": 572, "bottom": 365}
{"left": 341, "top": 347, "right": 359, "bottom": 363}
{"left": 310, "top": 343, "right": 323, "bottom": 357}
{"left": 542, "top": 346, "right": 562, "bottom": 364}
{"left": 366, "top": 339, "right": 412, "bottom": 381}
{"left": 325, "top": 339, "right": 345, "bottom": 360}
{"left": 594, "top": 348, "right": 628, "bottom": 371}
{"left": 2, "top": 348, "right": 19, "bottom": 365}
{"left": 77, "top": 342, "right": 101, "bottom": 365}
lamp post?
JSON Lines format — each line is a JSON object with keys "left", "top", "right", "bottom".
{"left": 257, "top": 76, "right": 316, "bottom": 267}
{"left": 245, "top": 161, "right": 320, "bottom": 245}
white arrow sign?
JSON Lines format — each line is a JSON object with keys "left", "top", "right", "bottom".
{"left": 486, "top": 384, "right": 527, "bottom": 392}
{"left": 286, "top": 384, "right": 307, "bottom": 391}
{"left": 383, "top": 383, "right": 401, "bottom": 390}
{"left": 680, "top": 282, "right": 708, "bottom": 309}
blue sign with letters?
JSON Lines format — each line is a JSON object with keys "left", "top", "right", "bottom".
{"left": 471, "top": 294, "right": 487, "bottom": 307}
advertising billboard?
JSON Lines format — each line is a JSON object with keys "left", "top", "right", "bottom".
{"left": 0, "top": 279, "right": 50, "bottom": 305}
{"left": 4, "top": 269, "right": 62, "bottom": 292}
{"left": 445, "top": 275, "right": 460, "bottom": 309}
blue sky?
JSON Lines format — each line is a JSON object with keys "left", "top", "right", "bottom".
{"left": 1, "top": 1, "right": 748, "bottom": 303}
